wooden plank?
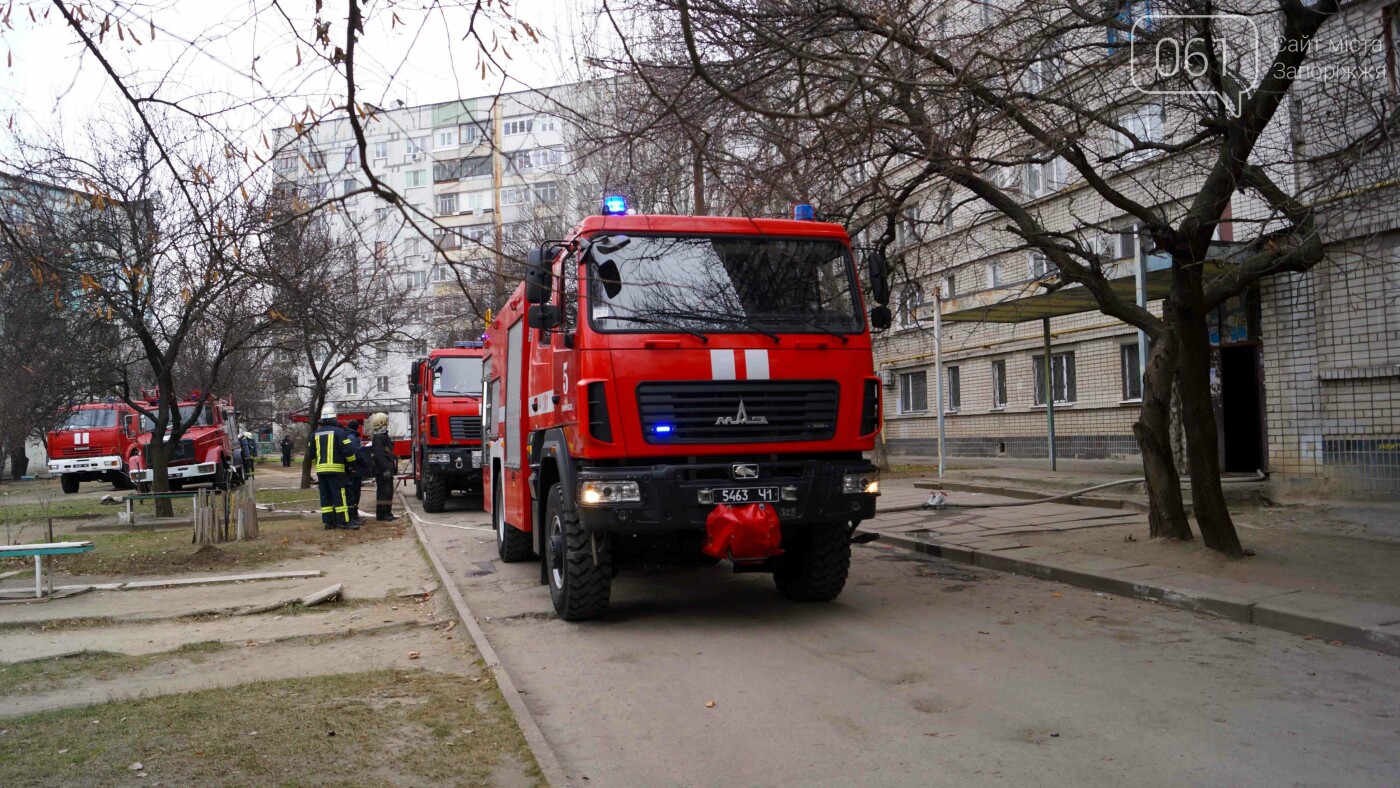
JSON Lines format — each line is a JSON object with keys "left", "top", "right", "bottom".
{"left": 0, "top": 542, "right": 95, "bottom": 557}
{"left": 301, "top": 583, "right": 343, "bottom": 607}
{"left": 120, "top": 570, "right": 323, "bottom": 590}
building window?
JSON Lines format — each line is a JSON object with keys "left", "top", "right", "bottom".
{"left": 372, "top": 141, "right": 388, "bottom": 160}
{"left": 510, "top": 150, "right": 534, "bottom": 171}
{"left": 413, "top": 339, "right": 429, "bottom": 356}
{"left": 1032, "top": 351, "right": 1076, "bottom": 405}
{"left": 899, "top": 370, "right": 928, "bottom": 414}
{"left": 408, "top": 270, "right": 428, "bottom": 287}
{"left": 434, "top": 128, "right": 457, "bottom": 150}
{"left": 436, "top": 193, "right": 458, "bottom": 214}
{"left": 1121, "top": 343, "right": 1143, "bottom": 401}
{"left": 345, "top": 377, "right": 358, "bottom": 395}
{"left": 897, "top": 283, "right": 922, "bottom": 328}
{"left": 432, "top": 227, "right": 462, "bottom": 250}
{"left": 503, "top": 118, "right": 533, "bottom": 136}
{"left": 458, "top": 124, "right": 478, "bottom": 145}
{"left": 376, "top": 375, "right": 389, "bottom": 393}
{"left": 502, "top": 186, "right": 530, "bottom": 206}
{"left": 374, "top": 240, "right": 387, "bottom": 261}
{"left": 987, "top": 261, "right": 1005, "bottom": 288}
{"left": 405, "top": 170, "right": 425, "bottom": 188}
{"left": 1029, "top": 252, "right": 1054, "bottom": 279}
{"left": 375, "top": 343, "right": 388, "bottom": 361}
{"left": 533, "top": 182, "right": 559, "bottom": 204}
{"left": 946, "top": 366, "right": 961, "bottom": 412}
{"left": 537, "top": 116, "right": 559, "bottom": 133}
{"left": 1115, "top": 104, "right": 1165, "bottom": 161}
{"left": 1116, "top": 229, "right": 1137, "bottom": 260}
{"left": 342, "top": 178, "right": 357, "bottom": 196}
{"left": 991, "top": 359, "right": 1007, "bottom": 408}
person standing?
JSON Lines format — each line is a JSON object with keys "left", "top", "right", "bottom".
{"left": 369, "top": 412, "right": 399, "bottom": 522}
{"left": 280, "top": 434, "right": 293, "bottom": 467}
{"left": 345, "top": 419, "right": 369, "bottom": 527}
{"left": 310, "top": 404, "right": 359, "bottom": 530}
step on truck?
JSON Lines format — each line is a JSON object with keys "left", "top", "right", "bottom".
{"left": 409, "top": 343, "right": 487, "bottom": 513}
{"left": 483, "top": 199, "right": 893, "bottom": 620}
{"left": 127, "top": 391, "right": 242, "bottom": 491}
{"left": 45, "top": 400, "right": 144, "bottom": 494}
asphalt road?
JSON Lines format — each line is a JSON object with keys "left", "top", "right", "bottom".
{"left": 409, "top": 495, "right": 1400, "bottom": 787}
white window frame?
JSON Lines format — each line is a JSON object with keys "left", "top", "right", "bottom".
{"left": 434, "top": 128, "right": 458, "bottom": 150}
{"left": 1121, "top": 343, "right": 1144, "bottom": 401}
{"left": 1033, "top": 351, "right": 1077, "bottom": 406}
{"left": 1115, "top": 104, "right": 1165, "bottom": 162}
{"left": 372, "top": 141, "right": 388, "bottom": 160}
{"left": 405, "top": 170, "right": 425, "bottom": 188}
{"left": 1029, "top": 252, "right": 1054, "bottom": 279}
{"left": 898, "top": 283, "right": 923, "bottom": 328}
{"left": 987, "top": 261, "right": 1006, "bottom": 288}
{"left": 436, "top": 193, "right": 458, "bottom": 215}
{"left": 502, "top": 118, "right": 534, "bottom": 136}
{"left": 898, "top": 370, "right": 929, "bottom": 414}
{"left": 376, "top": 375, "right": 389, "bottom": 393}
{"left": 991, "top": 359, "right": 1008, "bottom": 408}
{"left": 946, "top": 365, "right": 961, "bottom": 413}
{"left": 345, "top": 377, "right": 358, "bottom": 395}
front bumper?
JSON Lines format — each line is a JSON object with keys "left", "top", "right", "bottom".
{"left": 48, "top": 455, "right": 122, "bottom": 475}
{"left": 425, "top": 447, "right": 483, "bottom": 477}
{"left": 573, "top": 458, "right": 879, "bottom": 533}
{"left": 130, "top": 462, "right": 217, "bottom": 483}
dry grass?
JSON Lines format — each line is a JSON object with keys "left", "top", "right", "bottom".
{"left": 0, "top": 517, "right": 408, "bottom": 578}
{"left": 0, "top": 642, "right": 226, "bottom": 696}
{"left": 0, "top": 669, "right": 542, "bottom": 786}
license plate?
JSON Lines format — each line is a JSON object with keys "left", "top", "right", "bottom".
{"left": 471, "top": 451, "right": 482, "bottom": 469}
{"left": 714, "top": 487, "right": 779, "bottom": 504}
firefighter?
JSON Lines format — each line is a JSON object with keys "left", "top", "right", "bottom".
{"left": 310, "top": 404, "right": 359, "bottom": 530}
{"left": 369, "top": 412, "right": 399, "bottom": 522}
{"left": 345, "top": 419, "right": 369, "bottom": 527}
{"left": 280, "top": 434, "right": 293, "bottom": 467}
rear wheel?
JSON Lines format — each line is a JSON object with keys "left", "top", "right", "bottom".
{"left": 422, "top": 472, "right": 446, "bottom": 513}
{"left": 60, "top": 475, "right": 79, "bottom": 495}
{"left": 495, "top": 477, "right": 533, "bottom": 562}
{"left": 544, "top": 483, "right": 611, "bottom": 620}
{"left": 773, "top": 521, "right": 852, "bottom": 603}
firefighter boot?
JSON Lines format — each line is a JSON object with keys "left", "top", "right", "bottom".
{"left": 376, "top": 504, "right": 399, "bottom": 522}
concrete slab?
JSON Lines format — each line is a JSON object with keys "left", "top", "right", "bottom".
{"left": 1142, "top": 575, "right": 1299, "bottom": 623}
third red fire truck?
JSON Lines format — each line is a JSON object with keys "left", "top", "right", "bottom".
{"left": 45, "top": 400, "right": 143, "bottom": 493}
{"left": 483, "top": 200, "right": 891, "bottom": 619}
{"left": 409, "top": 343, "right": 487, "bottom": 512}
{"left": 127, "top": 391, "right": 242, "bottom": 491}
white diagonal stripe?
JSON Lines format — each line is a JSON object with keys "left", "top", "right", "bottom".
{"left": 710, "top": 349, "right": 736, "bottom": 380}
{"left": 744, "top": 349, "right": 770, "bottom": 380}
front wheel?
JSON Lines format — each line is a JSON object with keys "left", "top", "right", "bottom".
{"left": 495, "top": 478, "right": 533, "bottom": 562}
{"left": 773, "top": 521, "right": 852, "bottom": 603}
{"left": 422, "top": 473, "right": 446, "bottom": 513}
{"left": 60, "top": 475, "right": 79, "bottom": 495}
{"left": 544, "top": 483, "right": 611, "bottom": 620}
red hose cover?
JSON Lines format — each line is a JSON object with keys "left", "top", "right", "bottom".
{"left": 703, "top": 503, "right": 784, "bottom": 561}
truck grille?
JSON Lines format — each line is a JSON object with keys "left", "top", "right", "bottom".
{"left": 448, "top": 416, "right": 482, "bottom": 442}
{"left": 53, "top": 445, "right": 97, "bottom": 458}
{"left": 637, "top": 381, "right": 840, "bottom": 444}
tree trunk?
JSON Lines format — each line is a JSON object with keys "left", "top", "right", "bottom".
{"left": 151, "top": 439, "right": 174, "bottom": 518}
{"left": 1170, "top": 276, "right": 1245, "bottom": 557}
{"left": 1133, "top": 330, "right": 1192, "bottom": 541}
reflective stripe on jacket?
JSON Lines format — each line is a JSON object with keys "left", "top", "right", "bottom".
{"left": 311, "top": 425, "right": 357, "bottom": 474}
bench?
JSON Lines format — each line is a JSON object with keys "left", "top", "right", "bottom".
{"left": 120, "top": 491, "right": 199, "bottom": 525}
{"left": 0, "top": 541, "right": 95, "bottom": 599}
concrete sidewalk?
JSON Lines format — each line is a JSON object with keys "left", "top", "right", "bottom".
{"left": 870, "top": 479, "right": 1400, "bottom": 658}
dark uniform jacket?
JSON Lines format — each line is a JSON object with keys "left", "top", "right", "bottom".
{"left": 310, "top": 423, "right": 358, "bottom": 474}
{"left": 371, "top": 432, "right": 397, "bottom": 477}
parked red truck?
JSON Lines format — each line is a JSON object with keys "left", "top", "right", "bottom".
{"left": 483, "top": 201, "right": 891, "bottom": 619}
{"left": 45, "top": 400, "right": 144, "bottom": 494}
{"left": 409, "top": 342, "right": 487, "bottom": 512}
{"left": 127, "top": 391, "right": 242, "bottom": 491}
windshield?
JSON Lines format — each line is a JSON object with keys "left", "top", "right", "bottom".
{"left": 587, "top": 235, "right": 862, "bottom": 334}
{"left": 433, "top": 357, "right": 484, "bottom": 396}
{"left": 140, "top": 404, "right": 217, "bottom": 432}
{"left": 59, "top": 408, "right": 118, "bottom": 430}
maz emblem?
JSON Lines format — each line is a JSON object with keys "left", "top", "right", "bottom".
{"left": 715, "top": 399, "right": 769, "bottom": 426}
{"left": 732, "top": 463, "right": 759, "bottom": 479}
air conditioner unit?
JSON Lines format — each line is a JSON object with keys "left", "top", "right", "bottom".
{"left": 407, "top": 153, "right": 423, "bottom": 162}
{"left": 482, "top": 207, "right": 494, "bottom": 213}
{"left": 458, "top": 209, "right": 474, "bottom": 215}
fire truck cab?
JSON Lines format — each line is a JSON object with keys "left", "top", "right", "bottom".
{"left": 45, "top": 400, "right": 143, "bottom": 494}
{"left": 484, "top": 205, "right": 891, "bottom": 620}
{"left": 409, "top": 343, "right": 487, "bottom": 512}
{"left": 127, "top": 392, "right": 241, "bottom": 491}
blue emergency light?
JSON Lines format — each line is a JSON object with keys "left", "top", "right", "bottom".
{"left": 793, "top": 203, "right": 815, "bottom": 221}
{"left": 654, "top": 424, "right": 674, "bottom": 435}
{"left": 603, "top": 194, "right": 628, "bottom": 215}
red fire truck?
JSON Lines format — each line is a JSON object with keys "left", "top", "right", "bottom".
{"left": 127, "top": 391, "right": 241, "bottom": 491}
{"left": 483, "top": 201, "right": 891, "bottom": 619}
{"left": 45, "top": 400, "right": 144, "bottom": 494}
{"left": 409, "top": 342, "right": 487, "bottom": 512}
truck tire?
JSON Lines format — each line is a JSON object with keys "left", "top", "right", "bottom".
{"left": 113, "top": 469, "right": 135, "bottom": 490}
{"left": 60, "top": 475, "right": 79, "bottom": 495}
{"left": 495, "top": 479, "right": 533, "bottom": 562}
{"left": 422, "top": 473, "right": 446, "bottom": 513}
{"left": 544, "top": 482, "right": 610, "bottom": 620}
{"left": 774, "top": 521, "right": 851, "bottom": 603}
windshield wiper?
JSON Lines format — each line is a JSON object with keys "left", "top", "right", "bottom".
{"left": 661, "top": 311, "right": 780, "bottom": 344}
{"left": 767, "top": 316, "right": 851, "bottom": 344}
{"left": 608, "top": 315, "right": 710, "bottom": 343}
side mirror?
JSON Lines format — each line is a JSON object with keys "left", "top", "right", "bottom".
{"left": 122, "top": 414, "right": 136, "bottom": 436}
{"left": 865, "top": 249, "right": 891, "bottom": 306}
{"left": 407, "top": 360, "right": 422, "bottom": 394}
{"left": 528, "top": 304, "right": 563, "bottom": 329}
{"left": 524, "top": 256, "right": 551, "bottom": 305}
{"left": 870, "top": 305, "right": 892, "bottom": 331}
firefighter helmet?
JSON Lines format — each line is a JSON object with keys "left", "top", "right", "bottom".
{"left": 320, "top": 403, "right": 338, "bottom": 421}
{"left": 369, "top": 412, "right": 389, "bottom": 433}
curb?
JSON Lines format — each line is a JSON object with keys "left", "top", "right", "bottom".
{"left": 869, "top": 531, "right": 1400, "bottom": 659}
{"left": 402, "top": 496, "right": 570, "bottom": 787}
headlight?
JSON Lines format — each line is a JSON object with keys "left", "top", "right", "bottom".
{"left": 578, "top": 480, "right": 641, "bottom": 505}
{"left": 842, "top": 472, "right": 880, "bottom": 495}
{"left": 428, "top": 453, "right": 450, "bottom": 463}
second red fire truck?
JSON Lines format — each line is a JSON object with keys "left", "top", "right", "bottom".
{"left": 409, "top": 343, "right": 487, "bottom": 512}
{"left": 483, "top": 200, "right": 891, "bottom": 619}
{"left": 127, "top": 391, "right": 242, "bottom": 491}
{"left": 45, "top": 400, "right": 144, "bottom": 493}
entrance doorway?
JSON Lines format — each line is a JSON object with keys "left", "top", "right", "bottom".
{"left": 1219, "top": 344, "right": 1266, "bottom": 473}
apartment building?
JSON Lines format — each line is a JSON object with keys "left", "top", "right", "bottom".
{"left": 269, "top": 85, "right": 578, "bottom": 431}
{"left": 873, "top": 2, "right": 1400, "bottom": 497}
